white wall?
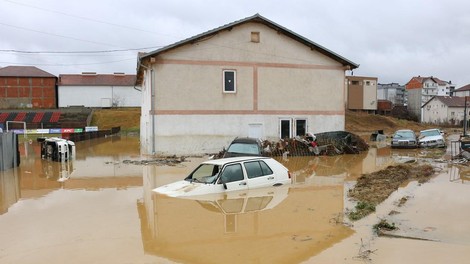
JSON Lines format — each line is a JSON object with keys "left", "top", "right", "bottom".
{"left": 148, "top": 114, "right": 344, "bottom": 155}
{"left": 58, "top": 86, "right": 141, "bottom": 107}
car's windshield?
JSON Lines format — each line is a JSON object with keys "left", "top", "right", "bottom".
{"left": 395, "top": 131, "right": 414, "bottom": 138}
{"left": 187, "top": 164, "right": 219, "bottom": 184}
{"left": 226, "top": 143, "right": 260, "bottom": 155}
{"left": 420, "top": 130, "right": 440, "bottom": 137}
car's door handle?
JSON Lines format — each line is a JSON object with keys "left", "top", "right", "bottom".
{"left": 239, "top": 182, "right": 247, "bottom": 186}
{"left": 267, "top": 176, "right": 274, "bottom": 180}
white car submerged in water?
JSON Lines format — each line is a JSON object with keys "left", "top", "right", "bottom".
{"left": 153, "top": 157, "right": 291, "bottom": 197}
{"left": 418, "top": 128, "right": 446, "bottom": 148}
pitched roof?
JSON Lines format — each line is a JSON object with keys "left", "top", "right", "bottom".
{"left": 0, "top": 66, "right": 56, "bottom": 78}
{"left": 408, "top": 76, "right": 448, "bottom": 86}
{"left": 136, "top": 14, "right": 359, "bottom": 84}
{"left": 456, "top": 84, "right": 470, "bottom": 92}
{"left": 58, "top": 73, "right": 137, "bottom": 86}
{"left": 422, "top": 96, "right": 467, "bottom": 108}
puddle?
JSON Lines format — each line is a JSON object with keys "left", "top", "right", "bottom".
{"left": 1, "top": 135, "right": 470, "bottom": 263}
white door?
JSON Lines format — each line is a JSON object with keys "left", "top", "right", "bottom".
{"left": 219, "top": 163, "right": 248, "bottom": 192}
{"left": 243, "top": 160, "right": 276, "bottom": 189}
{"left": 248, "top": 123, "right": 263, "bottom": 139}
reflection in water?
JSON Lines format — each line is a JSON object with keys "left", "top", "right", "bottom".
{"left": 139, "top": 182, "right": 354, "bottom": 264}
{"left": 0, "top": 168, "right": 20, "bottom": 215}
{"left": 2, "top": 136, "right": 142, "bottom": 214}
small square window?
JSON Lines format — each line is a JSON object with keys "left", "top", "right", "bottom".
{"left": 251, "top": 32, "right": 260, "bottom": 43}
{"left": 223, "top": 70, "right": 236, "bottom": 93}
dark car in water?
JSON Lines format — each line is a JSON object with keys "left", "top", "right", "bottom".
{"left": 391, "top": 129, "right": 418, "bottom": 149}
{"left": 223, "top": 137, "right": 265, "bottom": 158}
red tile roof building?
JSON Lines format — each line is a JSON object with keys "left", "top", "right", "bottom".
{"left": 0, "top": 66, "right": 57, "bottom": 109}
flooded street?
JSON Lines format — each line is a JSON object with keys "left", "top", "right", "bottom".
{"left": 1, "top": 136, "right": 470, "bottom": 263}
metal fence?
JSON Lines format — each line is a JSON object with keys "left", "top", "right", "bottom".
{"left": 0, "top": 132, "right": 19, "bottom": 171}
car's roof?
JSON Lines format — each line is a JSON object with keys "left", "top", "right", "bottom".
{"left": 230, "top": 137, "right": 261, "bottom": 144}
{"left": 420, "top": 128, "right": 440, "bottom": 132}
{"left": 203, "top": 156, "right": 271, "bottom": 165}
{"left": 395, "top": 129, "right": 414, "bottom": 133}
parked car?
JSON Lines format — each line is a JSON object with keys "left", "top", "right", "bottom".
{"left": 391, "top": 129, "right": 418, "bottom": 148}
{"left": 418, "top": 128, "right": 446, "bottom": 148}
{"left": 153, "top": 157, "right": 291, "bottom": 197}
{"left": 223, "top": 137, "right": 265, "bottom": 158}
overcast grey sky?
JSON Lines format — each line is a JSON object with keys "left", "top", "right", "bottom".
{"left": 1, "top": 0, "right": 469, "bottom": 87}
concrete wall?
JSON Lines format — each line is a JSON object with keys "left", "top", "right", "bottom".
{"left": 407, "top": 88, "right": 422, "bottom": 120}
{"left": 346, "top": 77, "right": 377, "bottom": 111}
{"left": 140, "top": 22, "right": 348, "bottom": 155}
{"left": 58, "top": 86, "right": 141, "bottom": 107}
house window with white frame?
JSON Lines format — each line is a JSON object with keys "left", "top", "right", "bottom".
{"left": 223, "top": 70, "right": 236, "bottom": 93}
{"left": 279, "top": 119, "right": 292, "bottom": 139}
{"left": 295, "top": 119, "right": 307, "bottom": 136}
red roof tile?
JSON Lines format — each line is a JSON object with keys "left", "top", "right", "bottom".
{"left": 58, "top": 73, "right": 137, "bottom": 86}
{"left": 0, "top": 66, "right": 56, "bottom": 78}
{"left": 409, "top": 76, "right": 448, "bottom": 86}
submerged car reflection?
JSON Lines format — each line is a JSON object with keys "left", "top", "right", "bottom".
{"left": 391, "top": 129, "right": 418, "bottom": 149}
{"left": 153, "top": 157, "right": 291, "bottom": 197}
{"left": 419, "top": 128, "right": 446, "bottom": 148}
{"left": 196, "top": 185, "right": 289, "bottom": 215}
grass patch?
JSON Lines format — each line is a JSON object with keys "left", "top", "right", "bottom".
{"left": 348, "top": 201, "right": 376, "bottom": 221}
{"left": 90, "top": 108, "right": 140, "bottom": 131}
{"left": 373, "top": 219, "right": 397, "bottom": 233}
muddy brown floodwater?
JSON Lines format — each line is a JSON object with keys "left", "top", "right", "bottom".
{"left": 0, "top": 135, "right": 469, "bottom": 263}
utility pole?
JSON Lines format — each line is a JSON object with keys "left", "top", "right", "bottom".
{"left": 465, "top": 96, "right": 468, "bottom": 136}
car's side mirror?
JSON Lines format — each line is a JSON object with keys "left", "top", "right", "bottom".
{"left": 223, "top": 183, "right": 228, "bottom": 190}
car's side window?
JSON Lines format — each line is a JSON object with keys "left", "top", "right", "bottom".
{"left": 245, "top": 161, "right": 273, "bottom": 179}
{"left": 259, "top": 161, "right": 273, "bottom": 175}
{"left": 219, "top": 164, "right": 244, "bottom": 183}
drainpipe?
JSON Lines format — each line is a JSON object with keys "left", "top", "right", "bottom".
{"left": 150, "top": 68, "right": 155, "bottom": 155}
{"left": 138, "top": 61, "right": 156, "bottom": 155}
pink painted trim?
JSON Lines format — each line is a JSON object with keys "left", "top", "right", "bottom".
{"left": 156, "top": 59, "right": 343, "bottom": 70}
{"left": 151, "top": 110, "right": 344, "bottom": 115}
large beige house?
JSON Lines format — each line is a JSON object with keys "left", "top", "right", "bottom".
{"left": 136, "top": 14, "right": 358, "bottom": 155}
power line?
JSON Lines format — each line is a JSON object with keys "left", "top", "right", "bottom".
{"left": 0, "top": 22, "right": 122, "bottom": 48}
{"left": 2, "top": 0, "right": 176, "bottom": 37}
{"left": 0, "top": 46, "right": 162, "bottom": 54}
{"left": 0, "top": 57, "right": 136, "bottom": 67}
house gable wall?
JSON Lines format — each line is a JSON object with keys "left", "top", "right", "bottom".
{"left": 141, "top": 21, "right": 350, "bottom": 155}
{"left": 151, "top": 22, "right": 345, "bottom": 113}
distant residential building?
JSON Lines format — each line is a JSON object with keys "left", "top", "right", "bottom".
{"left": 453, "top": 84, "right": 470, "bottom": 97}
{"left": 58, "top": 72, "right": 140, "bottom": 108}
{"left": 405, "top": 76, "right": 455, "bottom": 121}
{"left": 345, "top": 76, "right": 378, "bottom": 112}
{"left": 377, "top": 83, "right": 406, "bottom": 106}
{"left": 422, "top": 96, "right": 466, "bottom": 125}
{"left": 0, "top": 66, "right": 57, "bottom": 109}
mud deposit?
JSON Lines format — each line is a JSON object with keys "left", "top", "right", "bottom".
{"left": 1, "top": 136, "right": 470, "bottom": 264}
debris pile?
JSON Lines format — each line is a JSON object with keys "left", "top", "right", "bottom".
{"left": 265, "top": 131, "right": 369, "bottom": 156}
{"left": 121, "top": 156, "right": 187, "bottom": 166}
